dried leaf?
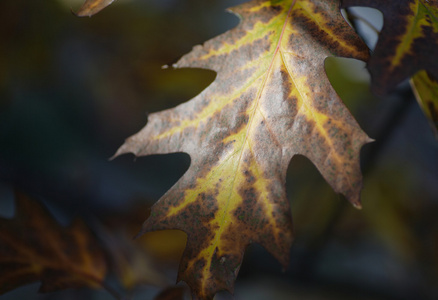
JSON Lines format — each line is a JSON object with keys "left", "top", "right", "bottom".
{"left": 75, "top": 0, "right": 116, "bottom": 17}
{"left": 115, "top": 0, "right": 371, "bottom": 298}
{"left": 342, "top": 0, "right": 438, "bottom": 95}
{"left": 0, "top": 192, "right": 107, "bottom": 294}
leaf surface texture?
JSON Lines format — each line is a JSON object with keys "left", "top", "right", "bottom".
{"left": 115, "top": 0, "right": 371, "bottom": 298}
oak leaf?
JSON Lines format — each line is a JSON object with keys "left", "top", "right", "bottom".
{"left": 342, "top": 0, "right": 438, "bottom": 95}
{"left": 114, "top": 0, "right": 371, "bottom": 298}
{"left": 0, "top": 192, "right": 108, "bottom": 295}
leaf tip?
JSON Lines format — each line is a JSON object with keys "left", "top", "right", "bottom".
{"left": 74, "top": 0, "right": 116, "bottom": 17}
{"left": 70, "top": 8, "right": 79, "bottom": 17}
{"left": 345, "top": 193, "right": 363, "bottom": 210}
{"left": 72, "top": 7, "right": 94, "bottom": 18}
{"left": 109, "top": 149, "right": 123, "bottom": 161}
{"left": 110, "top": 140, "right": 137, "bottom": 161}
{"left": 352, "top": 201, "right": 362, "bottom": 210}
{"left": 133, "top": 221, "right": 149, "bottom": 240}
{"left": 366, "top": 137, "right": 376, "bottom": 144}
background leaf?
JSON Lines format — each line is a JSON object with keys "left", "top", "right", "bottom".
{"left": 0, "top": 192, "right": 108, "bottom": 295}
{"left": 410, "top": 70, "right": 438, "bottom": 135}
{"left": 342, "top": 0, "right": 438, "bottom": 95}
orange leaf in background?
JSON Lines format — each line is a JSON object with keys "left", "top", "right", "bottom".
{"left": 0, "top": 192, "right": 108, "bottom": 295}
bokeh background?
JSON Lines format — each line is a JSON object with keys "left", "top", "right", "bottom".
{"left": 0, "top": 0, "right": 437, "bottom": 299}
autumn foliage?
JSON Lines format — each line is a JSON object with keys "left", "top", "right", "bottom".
{"left": 0, "top": 192, "right": 107, "bottom": 294}
{"left": 1, "top": 0, "right": 437, "bottom": 299}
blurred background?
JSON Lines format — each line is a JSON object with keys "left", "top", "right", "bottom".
{"left": 0, "top": 0, "right": 437, "bottom": 299}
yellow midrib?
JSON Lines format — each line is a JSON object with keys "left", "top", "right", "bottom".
{"left": 197, "top": 0, "right": 298, "bottom": 293}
